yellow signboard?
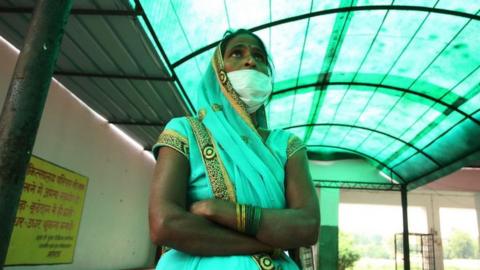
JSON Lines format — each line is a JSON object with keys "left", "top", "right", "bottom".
{"left": 5, "top": 155, "right": 88, "bottom": 265}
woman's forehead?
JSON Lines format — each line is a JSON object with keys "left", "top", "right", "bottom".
{"left": 225, "top": 34, "right": 262, "bottom": 51}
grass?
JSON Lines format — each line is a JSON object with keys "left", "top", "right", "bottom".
{"left": 351, "top": 258, "right": 395, "bottom": 270}
{"left": 349, "top": 258, "right": 480, "bottom": 270}
{"left": 444, "top": 259, "right": 480, "bottom": 270}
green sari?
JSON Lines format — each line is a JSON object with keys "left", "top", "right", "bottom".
{"left": 152, "top": 45, "right": 305, "bottom": 270}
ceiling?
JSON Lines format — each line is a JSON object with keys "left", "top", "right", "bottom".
{"left": 0, "top": 0, "right": 479, "bottom": 190}
{"left": 424, "top": 168, "right": 480, "bottom": 193}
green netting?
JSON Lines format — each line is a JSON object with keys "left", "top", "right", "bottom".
{"left": 356, "top": 10, "right": 427, "bottom": 83}
{"left": 286, "top": 126, "right": 307, "bottom": 142}
{"left": 355, "top": 89, "right": 402, "bottom": 125}
{"left": 225, "top": 0, "right": 270, "bottom": 29}
{"left": 474, "top": 111, "right": 480, "bottom": 121}
{"left": 297, "top": 15, "right": 336, "bottom": 85}
{"left": 360, "top": 132, "right": 397, "bottom": 154}
{"left": 414, "top": 21, "right": 480, "bottom": 91}
{"left": 136, "top": 0, "right": 480, "bottom": 189}
{"left": 395, "top": 153, "right": 439, "bottom": 181}
{"left": 385, "top": 16, "right": 467, "bottom": 90}
{"left": 425, "top": 120, "right": 480, "bottom": 164}
{"left": 435, "top": 0, "right": 480, "bottom": 15}
{"left": 271, "top": 20, "right": 310, "bottom": 90}
{"left": 331, "top": 10, "right": 388, "bottom": 82}
{"left": 374, "top": 140, "right": 403, "bottom": 161}
{"left": 267, "top": 91, "right": 294, "bottom": 128}
{"left": 462, "top": 93, "right": 480, "bottom": 115}
{"left": 344, "top": 128, "right": 381, "bottom": 151}
{"left": 415, "top": 111, "right": 464, "bottom": 148}
{"left": 400, "top": 105, "right": 441, "bottom": 142}
{"left": 377, "top": 94, "right": 433, "bottom": 135}
{"left": 330, "top": 88, "right": 373, "bottom": 124}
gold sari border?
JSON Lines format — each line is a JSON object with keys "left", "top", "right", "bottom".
{"left": 252, "top": 253, "right": 277, "bottom": 270}
{"left": 155, "top": 129, "right": 189, "bottom": 159}
{"left": 287, "top": 135, "right": 306, "bottom": 159}
{"left": 212, "top": 46, "right": 259, "bottom": 134}
{"left": 186, "top": 117, "right": 236, "bottom": 202}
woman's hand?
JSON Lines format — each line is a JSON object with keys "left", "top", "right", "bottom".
{"left": 255, "top": 148, "right": 320, "bottom": 248}
{"left": 190, "top": 199, "right": 237, "bottom": 229}
{"left": 190, "top": 199, "right": 217, "bottom": 217}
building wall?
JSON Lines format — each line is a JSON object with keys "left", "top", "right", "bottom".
{"left": 1, "top": 36, "right": 156, "bottom": 269}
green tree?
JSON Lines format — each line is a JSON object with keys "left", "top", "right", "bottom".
{"left": 339, "top": 232, "right": 361, "bottom": 270}
{"left": 445, "top": 230, "right": 475, "bottom": 259}
{"left": 352, "top": 233, "right": 392, "bottom": 259}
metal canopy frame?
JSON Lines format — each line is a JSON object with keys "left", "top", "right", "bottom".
{"left": 288, "top": 123, "right": 439, "bottom": 165}
{"left": 273, "top": 81, "right": 476, "bottom": 124}
{"left": 314, "top": 180, "right": 401, "bottom": 191}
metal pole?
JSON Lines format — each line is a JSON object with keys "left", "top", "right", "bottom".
{"left": 0, "top": 0, "right": 72, "bottom": 267}
{"left": 401, "top": 185, "right": 411, "bottom": 270}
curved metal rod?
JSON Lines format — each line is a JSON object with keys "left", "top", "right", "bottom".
{"left": 273, "top": 81, "right": 480, "bottom": 125}
{"left": 172, "top": 5, "right": 480, "bottom": 68}
{"left": 313, "top": 180, "right": 401, "bottom": 191}
{"left": 286, "top": 123, "right": 440, "bottom": 167}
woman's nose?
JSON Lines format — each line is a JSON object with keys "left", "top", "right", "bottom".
{"left": 244, "top": 55, "right": 257, "bottom": 68}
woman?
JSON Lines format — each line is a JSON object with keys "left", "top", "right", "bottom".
{"left": 149, "top": 29, "right": 319, "bottom": 270}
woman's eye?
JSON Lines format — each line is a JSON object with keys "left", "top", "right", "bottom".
{"left": 231, "top": 50, "right": 242, "bottom": 58}
{"left": 254, "top": 53, "right": 266, "bottom": 63}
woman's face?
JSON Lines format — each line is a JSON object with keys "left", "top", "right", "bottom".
{"left": 223, "top": 34, "right": 269, "bottom": 76}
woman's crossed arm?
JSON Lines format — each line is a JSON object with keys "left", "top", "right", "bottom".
{"left": 149, "top": 147, "right": 274, "bottom": 256}
{"left": 191, "top": 148, "right": 320, "bottom": 249}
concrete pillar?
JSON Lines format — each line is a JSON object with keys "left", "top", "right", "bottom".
{"left": 475, "top": 193, "right": 480, "bottom": 259}
{"left": 426, "top": 193, "right": 444, "bottom": 270}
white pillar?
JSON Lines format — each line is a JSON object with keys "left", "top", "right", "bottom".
{"left": 426, "top": 193, "right": 444, "bottom": 270}
{"left": 474, "top": 193, "right": 480, "bottom": 259}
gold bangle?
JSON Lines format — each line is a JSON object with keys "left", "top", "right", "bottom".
{"left": 236, "top": 204, "right": 241, "bottom": 232}
{"left": 241, "top": 204, "right": 246, "bottom": 232}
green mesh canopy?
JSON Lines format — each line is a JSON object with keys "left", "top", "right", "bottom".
{"left": 134, "top": 0, "right": 480, "bottom": 190}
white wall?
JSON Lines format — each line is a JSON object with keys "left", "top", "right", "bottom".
{"left": 309, "top": 159, "right": 387, "bottom": 183}
{"left": 1, "top": 36, "right": 156, "bottom": 269}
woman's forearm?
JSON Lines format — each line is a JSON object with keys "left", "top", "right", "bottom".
{"left": 192, "top": 200, "right": 319, "bottom": 249}
{"left": 150, "top": 203, "right": 274, "bottom": 256}
{"left": 256, "top": 207, "right": 319, "bottom": 248}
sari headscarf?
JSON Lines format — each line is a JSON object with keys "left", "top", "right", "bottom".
{"left": 195, "top": 45, "right": 286, "bottom": 208}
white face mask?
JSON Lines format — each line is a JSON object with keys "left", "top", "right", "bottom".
{"left": 227, "top": 69, "right": 273, "bottom": 113}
